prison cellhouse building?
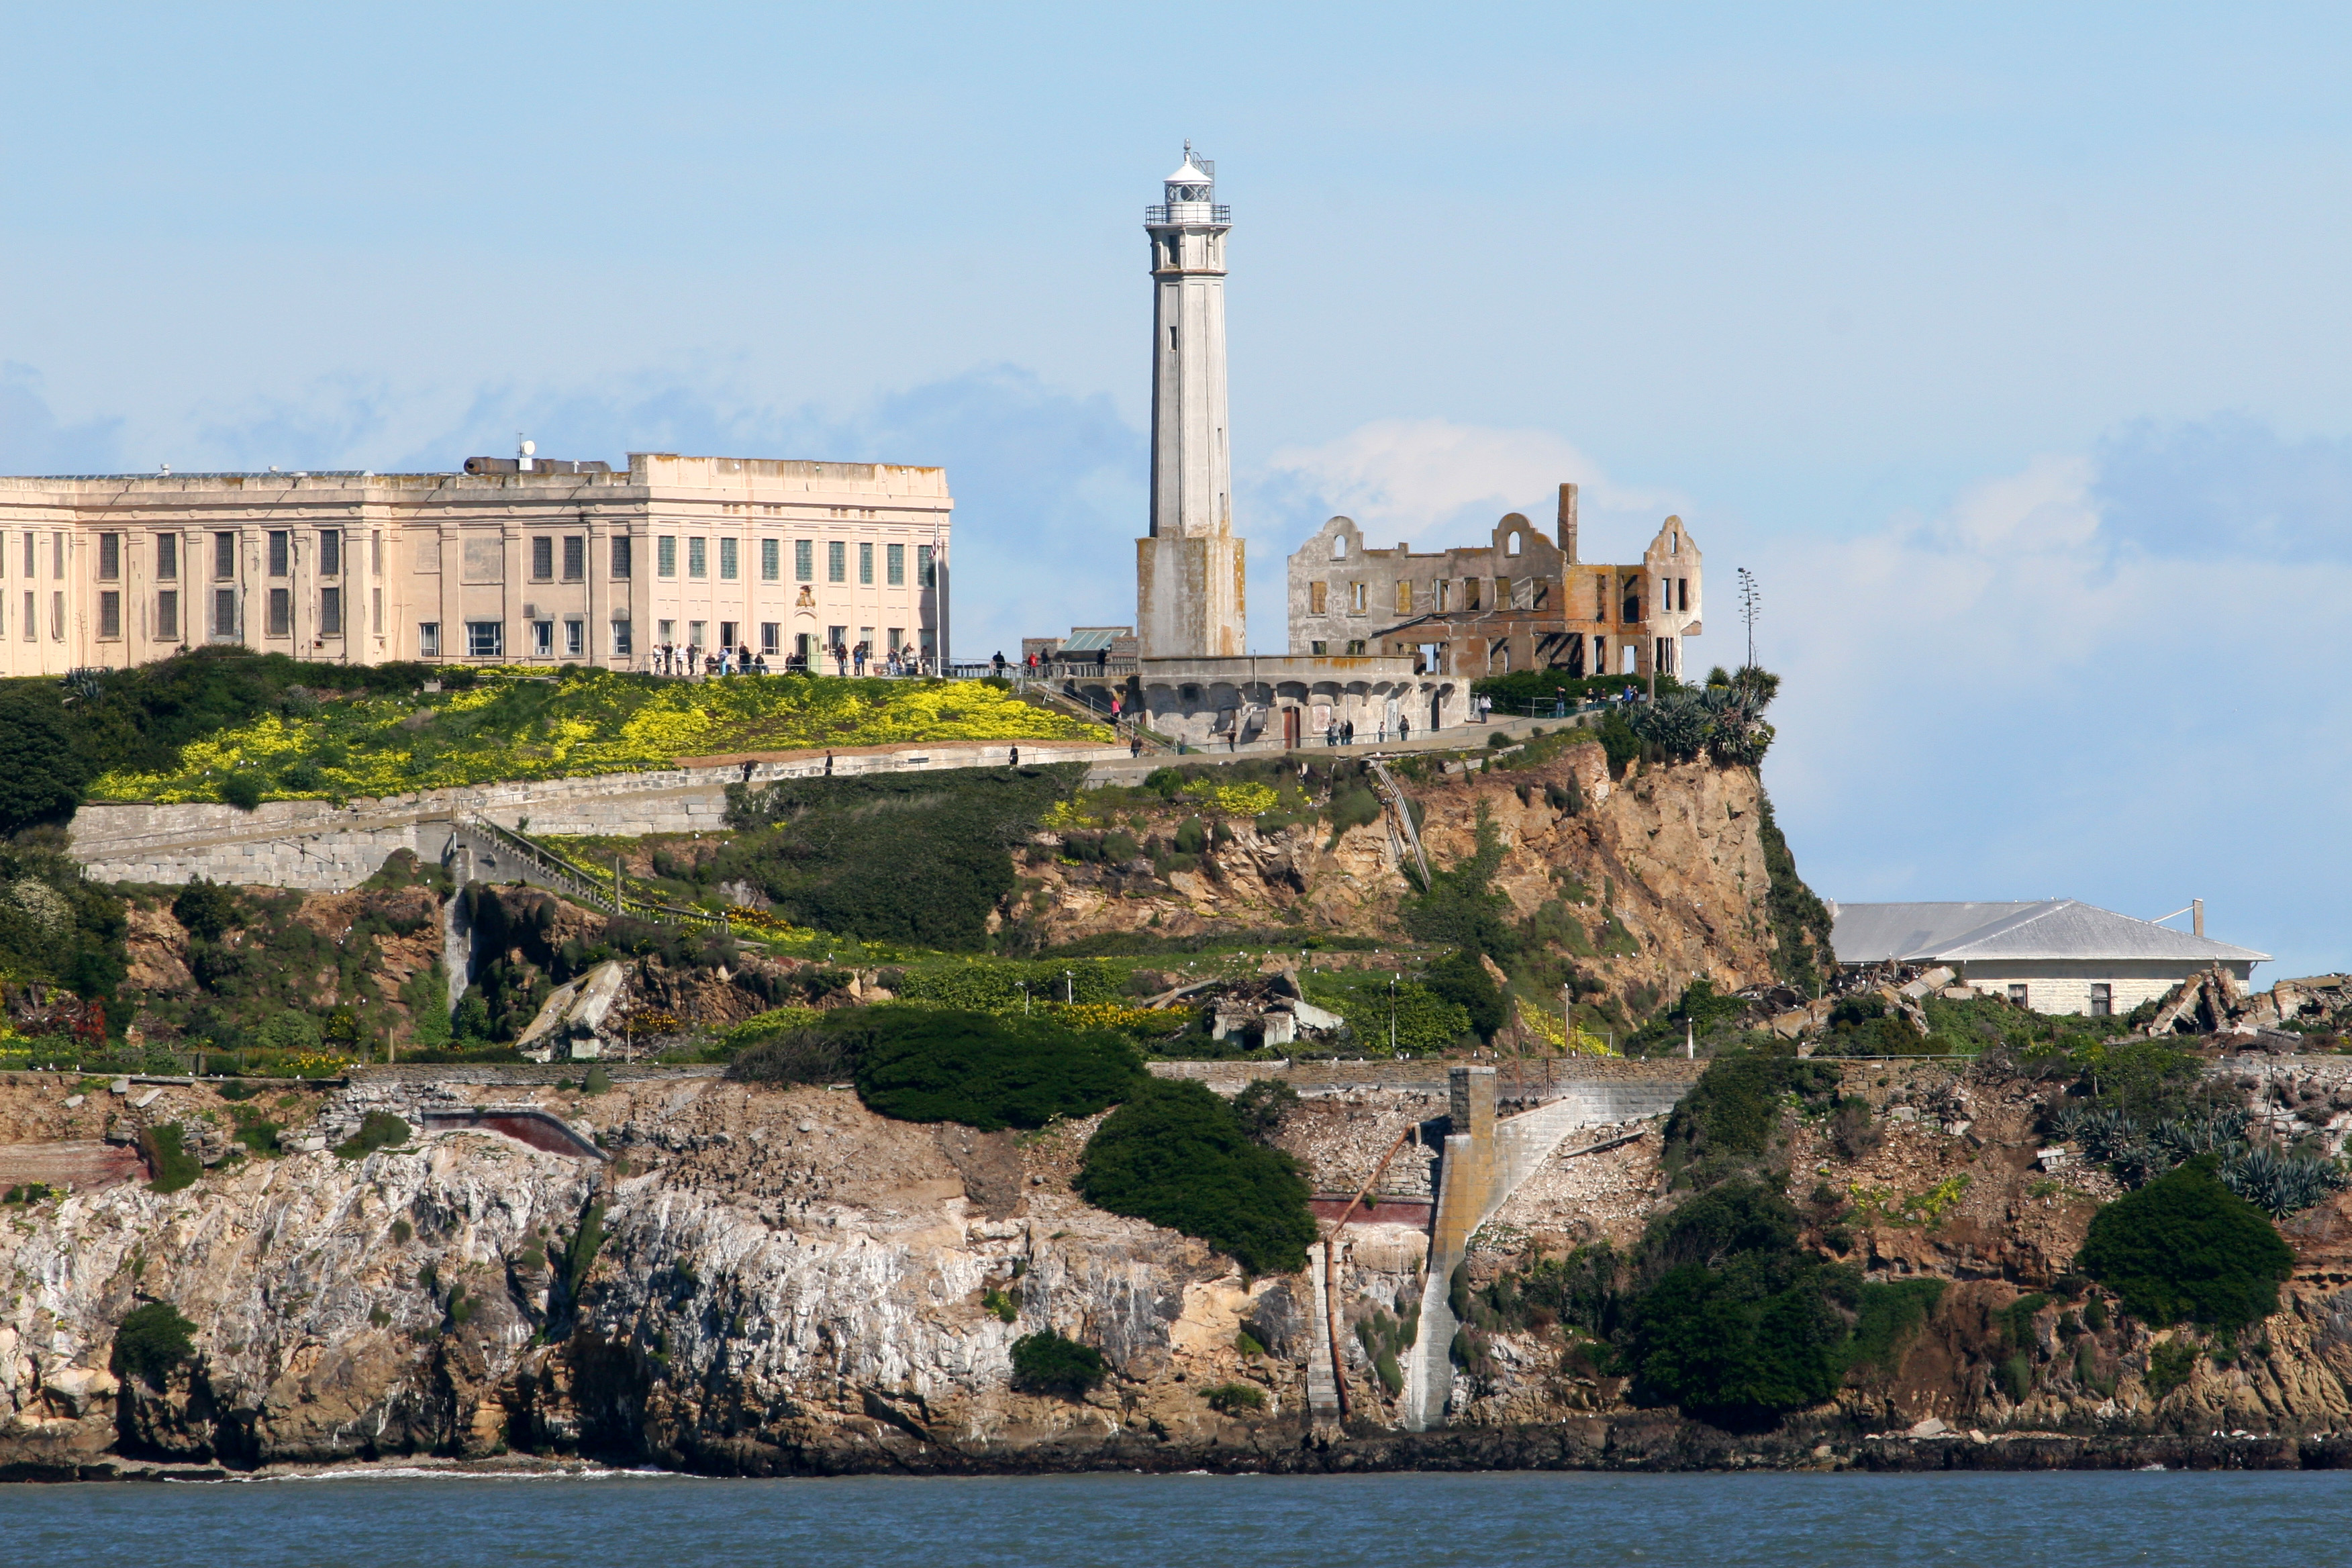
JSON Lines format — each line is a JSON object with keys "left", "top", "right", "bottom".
{"left": 1286, "top": 484, "right": 1703, "bottom": 684}
{"left": 0, "top": 451, "right": 950, "bottom": 675}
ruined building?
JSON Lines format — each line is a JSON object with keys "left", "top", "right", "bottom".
{"left": 1287, "top": 485, "right": 1703, "bottom": 681}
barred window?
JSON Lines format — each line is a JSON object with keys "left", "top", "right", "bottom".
{"left": 156, "top": 534, "right": 178, "bottom": 581}
{"left": 657, "top": 536, "right": 677, "bottom": 578}
{"left": 761, "top": 538, "right": 779, "bottom": 581}
{"left": 918, "top": 544, "right": 935, "bottom": 587}
{"left": 827, "top": 541, "right": 845, "bottom": 583}
{"left": 321, "top": 586, "right": 342, "bottom": 636}
{"left": 98, "top": 533, "right": 121, "bottom": 581}
{"left": 687, "top": 538, "right": 707, "bottom": 579}
{"left": 531, "top": 536, "right": 554, "bottom": 581}
{"left": 318, "top": 529, "right": 341, "bottom": 577}
{"left": 267, "top": 587, "right": 291, "bottom": 636}
{"left": 887, "top": 542, "right": 904, "bottom": 586}
{"left": 859, "top": 542, "right": 874, "bottom": 585}
{"left": 97, "top": 590, "right": 120, "bottom": 638}
{"left": 215, "top": 533, "right": 236, "bottom": 581}
{"left": 268, "top": 531, "right": 289, "bottom": 578}
{"left": 719, "top": 538, "right": 738, "bottom": 581}
{"left": 611, "top": 535, "right": 633, "bottom": 579}
{"left": 562, "top": 536, "right": 584, "bottom": 581}
{"left": 795, "top": 540, "right": 813, "bottom": 581}
{"left": 157, "top": 590, "right": 179, "bottom": 640}
{"left": 213, "top": 588, "right": 236, "bottom": 637}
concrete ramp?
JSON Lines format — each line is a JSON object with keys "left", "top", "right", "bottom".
{"left": 1402, "top": 1065, "right": 1692, "bottom": 1431}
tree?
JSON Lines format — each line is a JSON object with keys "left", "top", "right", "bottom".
{"left": 1424, "top": 949, "right": 1506, "bottom": 1043}
{"left": 0, "top": 687, "right": 89, "bottom": 834}
{"left": 2076, "top": 1156, "right": 2294, "bottom": 1330}
{"left": 1078, "top": 1079, "right": 1317, "bottom": 1275}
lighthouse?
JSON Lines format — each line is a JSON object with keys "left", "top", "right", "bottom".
{"left": 1136, "top": 144, "right": 1246, "bottom": 658}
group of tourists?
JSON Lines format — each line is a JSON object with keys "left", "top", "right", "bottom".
{"left": 646, "top": 643, "right": 934, "bottom": 679}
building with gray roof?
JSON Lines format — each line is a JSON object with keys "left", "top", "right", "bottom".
{"left": 1827, "top": 897, "right": 2269, "bottom": 1018}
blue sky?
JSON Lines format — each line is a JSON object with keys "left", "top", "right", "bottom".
{"left": 5, "top": 3, "right": 2349, "bottom": 973}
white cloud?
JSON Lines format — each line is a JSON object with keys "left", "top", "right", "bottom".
{"left": 1259, "top": 417, "right": 1682, "bottom": 544}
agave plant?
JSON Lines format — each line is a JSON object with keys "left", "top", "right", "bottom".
{"left": 2220, "top": 1143, "right": 2351, "bottom": 1218}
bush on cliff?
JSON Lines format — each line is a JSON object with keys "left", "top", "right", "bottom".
{"left": 848, "top": 1006, "right": 1144, "bottom": 1131}
{"left": 1010, "top": 1330, "right": 1106, "bottom": 1398}
{"left": 2076, "top": 1156, "right": 2294, "bottom": 1331}
{"left": 1658, "top": 1046, "right": 1839, "bottom": 1189}
{"left": 111, "top": 1301, "right": 197, "bottom": 1389}
{"left": 1077, "top": 1078, "right": 1317, "bottom": 1275}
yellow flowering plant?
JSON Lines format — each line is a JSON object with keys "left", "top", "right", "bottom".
{"left": 87, "top": 669, "right": 1111, "bottom": 806}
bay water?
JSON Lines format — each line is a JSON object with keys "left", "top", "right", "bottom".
{"left": 3, "top": 1467, "right": 2346, "bottom": 1566}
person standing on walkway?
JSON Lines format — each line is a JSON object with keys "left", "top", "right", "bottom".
{"left": 1009, "top": 744, "right": 1020, "bottom": 769}
{"left": 1399, "top": 716, "right": 1410, "bottom": 743}
{"left": 1129, "top": 732, "right": 1143, "bottom": 759}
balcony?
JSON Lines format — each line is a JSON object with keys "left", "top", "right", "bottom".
{"left": 1144, "top": 203, "right": 1230, "bottom": 226}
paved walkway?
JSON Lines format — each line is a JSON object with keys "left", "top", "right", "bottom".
{"left": 1079, "top": 709, "right": 1598, "bottom": 785}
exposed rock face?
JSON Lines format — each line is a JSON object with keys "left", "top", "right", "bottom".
{"left": 1022, "top": 747, "right": 1784, "bottom": 1014}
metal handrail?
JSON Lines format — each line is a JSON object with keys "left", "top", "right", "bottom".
{"left": 1144, "top": 204, "right": 1230, "bottom": 224}
{"left": 463, "top": 816, "right": 730, "bottom": 935}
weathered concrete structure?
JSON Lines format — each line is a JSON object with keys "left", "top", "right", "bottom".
{"left": 1121, "top": 148, "right": 1458, "bottom": 745}
{"left": 0, "top": 452, "right": 950, "bottom": 675}
{"left": 1289, "top": 483, "right": 1704, "bottom": 682}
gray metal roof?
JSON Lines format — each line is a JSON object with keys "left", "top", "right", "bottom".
{"left": 1829, "top": 899, "right": 2269, "bottom": 965}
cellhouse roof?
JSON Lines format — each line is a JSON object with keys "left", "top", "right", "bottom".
{"left": 1828, "top": 899, "right": 2270, "bottom": 966}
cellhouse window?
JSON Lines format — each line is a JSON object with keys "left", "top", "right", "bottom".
{"left": 97, "top": 533, "right": 120, "bottom": 581}
{"left": 917, "top": 544, "right": 934, "bottom": 587}
{"left": 97, "top": 591, "right": 120, "bottom": 638}
{"left": 267, "top": 587, "right": 291, "bottom": 636}
{"left": 656, "top": 619, "right": 675, "bottom": 643}
{"left": 719, "top": 538, "right": 738, "bottom": 581}
{"left": 157, "top": 591, "right": 178, "bottom": 640}
{"left": 531, "top": 536, "right": 554, "bottom": 581}
{"left": 886, "top": 542, "right": 905, "bottom": 586}
{"left": 718, "top": 620, "right": 737, "bottom": 650}
{"left": 318, "top": 529, "right": 341, "bottom": 577}
{"left": 859, "top": 542, "right": 874, "bottom": 585}
{"left": 320, "top": 586, "right": 342, "bottom": 636}
{"left": 213, "top": 589, "right": 236, "bottom": 637}
{"left": 610, "top": 619, "right": 633, "bottom": 656}
{"left": 761, "top": 538, "right": 780, "bottom": 581}
{"left": 562, "top": 536, "right": 584, "bottom": 581}
{"left": 687, "top": 620, "right": 705, "bottom": 649}
{"left": 214, "top": 532, "right": 236, "bottom": 581}
{"left": 268, "top": 531, "right": 289, "bottom": 578}
{"left": 795, "top": 540, "right": 814, "bottom": 582}
{"left": 826, "top": 541, "right": 846, "bottom": 583}
{"left": 156, "top": 534, "right": 178, "bottom": 581}
{"left": 657, "top": 536, "right": 678, "bottom": 579}
{"left": 610, "top": 536, "right": 633, "bottom": 579}
{"left": 760, "top": 622, "right": 780, "bottom": 654}
{"left": 372, "top": 587, "right": 382, "bottom": 633}
{"left": 418, "top": 622, "right": 440, "bottom": 656}
{"left": 21, "top": 532, "right": 33, "bottom": 577}
{"left": 466, "top": 620, "right": 502, "bottom": 658}
{"left": 565, "top": 619, "right": 584, "bottom": 656}
{"left": 687, "top": 538, "right": 707, "bottom": 579}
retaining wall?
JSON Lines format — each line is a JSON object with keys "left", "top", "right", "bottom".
{"left": 68, "top": 738, "right": 1127, "bottom": 890}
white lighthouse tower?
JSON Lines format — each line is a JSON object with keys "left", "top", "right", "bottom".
{"left": 1136, "top": 143, "right": 1246, "bottom": 658}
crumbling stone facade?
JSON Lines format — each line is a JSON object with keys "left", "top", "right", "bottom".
{"left": 1286, "top": 483, "right": 1703, "bottom": 683}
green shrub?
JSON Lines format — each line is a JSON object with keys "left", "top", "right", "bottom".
{"left": 1998, "top": 1351, "right": 2032, "bottom": 1404}
{"left": 1375, "top": 1349, "right": 1403, "bottom": 1395}
{"left": 1399, "top": 805, "right": 1517, "bottom": 961}
{"left": 0, "top": 686, "right": 91, "bottom": 834}
{"left": 220, "top": 770, "right": 265, "bottom": 812}
{"left": 1622, "top": 1253, "right": 1848, "bottom": 1430}
{"left": 1010, "top": 1330, "right": 1106, "bottom": 1398}
{"left": 1659, "top": 1048, "right": 1839, "bottom": 1187}
{"left": 1423, "top": 949, "right": 1506, "bottom": 1042}
{"left": 335, "top": 1110, "right": 411, "bottom": 1161}
{"left": 982, "top": 1287, "right": 1020, "bottom": 1323}
{"left": 142, "top": 1123, "right": 202, "bottom": 1193}
{"left": 565, "top": 1201, "right": 607, "bottom": 1299}
{"left": 2145, "top": 1336, "right": 2199, "bottom": 1400}
{"left": 1077, "top": 1079, "right": 1317, "bottom": 1275}
{"left": 1204, "top": 1381, "right": 1265, "bottom": 1414}
{"left": 1844, "top": 1279, "right": 1945, "bottom": 1375}
{"left": 171, "top": 878, "right": 241, "bottom": 942}
{"left": 719, "top": 765, "right": 1077, "bottom": 949}
{"left": 579, "top": 1065, "right": 612, "bottom": 1096}
{"left": 1234, "top": 1328, "right": 1267, "bottom": 1357}
{"left": 2076, "top": 1157, "right": 2293, "bottom": 1331}
{"left": 111, "top": 1301, "right": 198, "bottom": 1389}
{"left": 726, "top": 1025, "right": 861, "bottom": 1087}
{"left": 850, "top": 1007, "right": 1143, "bottom": 1131}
